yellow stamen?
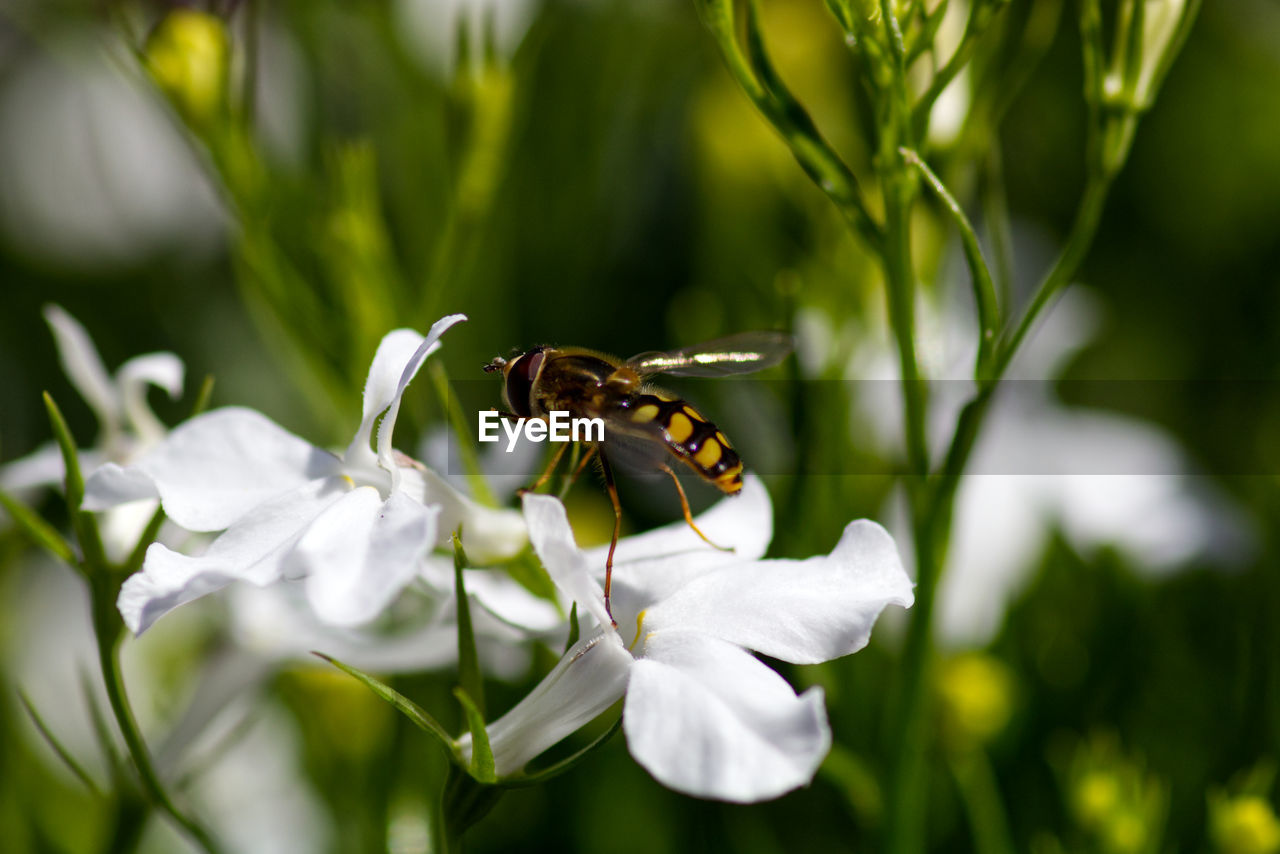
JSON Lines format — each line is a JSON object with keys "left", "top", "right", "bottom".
{"left": 630, "top": 609, "right": 648, "bottom": 651}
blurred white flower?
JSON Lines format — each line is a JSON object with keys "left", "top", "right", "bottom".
{"left": 0, "top": 304, "right": 184, "bottom": 559}
{"left": 227, "top": 555, "right": 561, "bottom": 681}
{"left": 395, "top": 0, "right": 540, "bottom": 77}
{"left": 86, "top": 315, "right": 528, "bottom": 634}
{"left": 847, "top": 289, "right": 1251, "bottom": 646}
{"left": 461, "top": 477, "right": 913, "bottom": 802}
{"left": 0, "top": 43, "right": 222, "bottom": 269}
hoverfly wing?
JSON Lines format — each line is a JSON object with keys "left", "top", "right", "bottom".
{"left": 627, "top": 331, "right": 793, "bottom": 378}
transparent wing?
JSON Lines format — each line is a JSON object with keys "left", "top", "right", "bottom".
{"left": 626, "top": 331, "right": 793, "bottom": 378}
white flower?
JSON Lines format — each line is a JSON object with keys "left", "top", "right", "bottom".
{"left": 227, "top": 556, "right": 561, "bottom": 681}
{"left": 0, "top": 305, "right": 184, "bottom": 559}
{"left": 461, "top": 476, "right": 913, "bottom": 802}
{"left": 845, "top": 288, "right": 1251, "bottom": 646}
{"left": 395, "top": 0, "right": 539, "bottom": 77}
{"left": 85, "top": 315, "right": 529, "bottom": 635}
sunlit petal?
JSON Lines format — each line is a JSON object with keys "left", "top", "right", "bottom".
{"left": 625, "top": 630, "right": 830, "bottom": 802}
{"left": 115, "top": 351, "right": 184, "bottom": 445}
{"left": 119, "top": 477, "right": 349, "bottom": 634}
{"left": 347, "top": 328, "right": 427, "bottom": 469}
{"left": 644, "top": 520, "right": 913, "bottom": 664}
{"left": 521, "top": 493, "right": 611, "bottom": 630}
{"left": 43, "top": 304, "right": 121, "bottom": 431}
{"left": 84, "top": 462, "right": 161, "bottom": 509}
{"left": 374, "top": 314, "right": 467, "bottom": 479}
{"left": 296, "top": 488, "right": 439, "bottom": 626}
{"left": 407, "top": 465, "right": 527, "bottom": 563}
{"left": 123, "top": 407, "right": 341, "bottom": 531}
{"left": 583, "top": 473, "right": 772, "bottom": 601}
{"left": 462, "top": 631, "right": 631, "bottom": 776}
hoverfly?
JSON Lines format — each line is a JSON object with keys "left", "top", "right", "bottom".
{"left": 484, "top": 331, "right": 793, "bottom": 624}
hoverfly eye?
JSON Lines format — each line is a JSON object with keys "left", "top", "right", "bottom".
{"left": 504, "top": 349, "right": 546, "bottom": 417}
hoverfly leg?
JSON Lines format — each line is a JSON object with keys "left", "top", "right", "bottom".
{"left": 569, "top": 444, "right": 598, "bottom": 484}
{"left": 599, "top": 450, "right": 621, "bottom": 628}
{"left": 518, "top": 440, "right": 569, "bottom": 496}
{"left": 660, "top": 464, "right": 734, "bottom": 552}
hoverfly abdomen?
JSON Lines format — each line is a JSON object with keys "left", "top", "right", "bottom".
{"left": 623, "top": 393, "right": 744, "bottom": 494}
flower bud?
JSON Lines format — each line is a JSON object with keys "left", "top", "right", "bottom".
{"left": 1211, "top": 795, "right": 1280, "bottom": 854}
{"left": 936, "top": 652, "right": 1014, "bottom": 746}
{"left": 146, "top": 9, "right": 230, "bottom": 125}
{"left": 1103, "top": 0, "right": 1189, "bottom": 108}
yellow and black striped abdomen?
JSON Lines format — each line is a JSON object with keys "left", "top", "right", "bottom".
{"left": 622, "top": 393, "right": 744, "bottom": 494}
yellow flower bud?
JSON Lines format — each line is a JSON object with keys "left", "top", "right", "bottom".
{"left": 146, "top": 10, "right": 230, "bottom": 124}
{"left": 1073, "top": 770, "right": 1122, "bottom": 831}
{"left": 936, "top": 652, "right": 1014, "bottom": 745}
{"left": 1211, "top": 795, "right": 1280, "bottom": 854}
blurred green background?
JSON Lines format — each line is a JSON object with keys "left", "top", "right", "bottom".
{"left": 0, "top": 0, "right": 1277, "bottom": 852}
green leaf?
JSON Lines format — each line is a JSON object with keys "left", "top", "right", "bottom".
{"left": 453, "top": 687, "right": 496, "bottom": 784}
{"left": 79, "top": 668, "right": 130, "bottom": 791}
{"left": 43, "top": 392, "right": 107, "bottom": 570}
{"left": 502, "top": 715, "right": 622, "bottom": 789}
{"left": 312, "top": 652, "right": 461, "bottom": 763}
{"left": 901, "top": 147, "right": 1000, "bottom": 377}
{"left": 563, "top": 602, "right": 580, "bottom": 655}
{"left": 453, "top": 533, "right": 484, "bottom": 717}
{"left": 19, "top": 691, "right": 102, "bottom": 797}
{"left": 0, "top": 488, "right": 75, "bottom": 563}
{"left": 189, "top": 374, "right": 216, "bottom": 417}
{"left": 43, "top": 391, "right": 84, "bottom": 508}
{"left": 820, "top": 743, "right": 884, "bottom": 827}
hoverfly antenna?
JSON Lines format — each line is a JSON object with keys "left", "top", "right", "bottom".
{"left": 483, "top": 356, "right": 507, "bottom": 374}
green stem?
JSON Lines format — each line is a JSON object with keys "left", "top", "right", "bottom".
{"left": 901, "top": 147, "right": 999, "bottom": 376}
{"left": 995, "top": 176, "right": 1110, "bottom": 370}
{"left": 950, "top": 749, "right": 1016, "bottom": 854}
{"left": 880, "top": 46, "right": 936, "bottom": 854}
{"left": 89, "top": 577, "right": 223, "bottom": 854}
{"left": 433, "top": 767, "right": 503, "bottom": 854}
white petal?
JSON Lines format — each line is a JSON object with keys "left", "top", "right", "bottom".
{"left": 228, "top": 582, "right": 462, "bottom": 674}
{"left": 115, "top": 352, "right": 184, "bottom": 445}
{"left": 344, "top": 315, "right": 467, "bottom": 470}
{"left": 98, "top": 499, "right": 162, "bottom": 563}
{"left": 463, "top": 631, "right": 631, "bottom": 776}
{"left": 626, "top": 630, "right": 830, "bottom": 802}
{"left": 583, "top": 473, "right": 773, "bottom": 602}
{"left": 347, "top": 328, "right": 426, "bottom": 468}
{"left": 644, "top": 520, "right": 913, "bottom": 664}
{"left": 374, "top": 314, "right": 467, "bottom": 478}
{"left": 0, "top": 441, "right": 66, "bottom": 491}
{"left": 118, "top": 477, "right": 349, "bottom": 634}
{"left": 297, "top": 489, "right": 439, "bottom": 626}
{"left": 462, "top": 570, "right": 564, "bottom": 634}
{"left": 405, "top": 465, "right": 527, "bottom": 563}
{"left": 521, "top": 493, "right": 612, "bottom": 631}
{"left": 84, "top": 462, "right": 160, "bottom": 508}
{"left": 121, "top": 407, "right": 340, "bottom": 531}
{"left": 44, "top": 304, "right": 121, "bottom": 430}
